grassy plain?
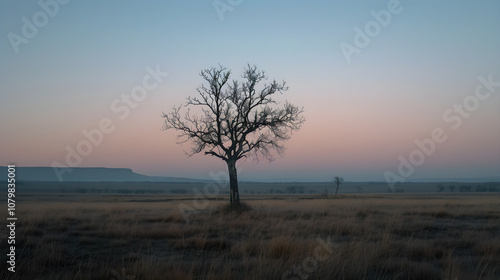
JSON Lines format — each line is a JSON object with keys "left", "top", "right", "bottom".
{"left": 1, "top": 191, "right": 499, "bottom": 279}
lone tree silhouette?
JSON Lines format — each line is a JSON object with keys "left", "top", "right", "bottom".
{"left": 162, "top": 64, "right": 304, "bottom": 205}
{"left": 333, "top": 176, "right": 344, "bottom": 198}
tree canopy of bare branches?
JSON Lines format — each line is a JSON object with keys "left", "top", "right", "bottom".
{"left": 162, "top": 64, "right": 304, "bottom": 205}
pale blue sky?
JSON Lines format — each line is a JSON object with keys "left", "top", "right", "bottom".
{"left": 1, "top": 0, "right": 499, "bottom": 181}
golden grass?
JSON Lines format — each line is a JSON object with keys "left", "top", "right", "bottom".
{"left": 1, "top": 193, "right": 499, "bottom": 279}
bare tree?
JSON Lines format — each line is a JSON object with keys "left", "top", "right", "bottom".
{"left": 333, "top": 176, "right": 344, "bottom": 198}
{"left": 162, "top": 64, "right": 304, "bottom": 205}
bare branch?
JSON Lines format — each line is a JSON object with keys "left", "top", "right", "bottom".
{"left": 162, "top": 64, "right": 304, "bottom": 163}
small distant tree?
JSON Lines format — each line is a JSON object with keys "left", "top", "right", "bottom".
{"left": 448, "top": 185, "right": 455, "bottom": 192}
{"left": 333, "top": 176, "right": 344, "bottom": 198}
{"left": 437, "top": 184, "right": 444, "bottom": 192}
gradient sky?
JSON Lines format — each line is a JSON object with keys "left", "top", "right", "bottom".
{"left": 1, "top": 0, "right": 499, "bottom": 182}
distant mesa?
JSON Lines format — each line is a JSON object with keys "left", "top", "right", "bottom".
{"left": 0, "top": 166, "right": 498, "bottom": 183}
{"left": 0, "top": 166, "right": 205, "bottom": 183}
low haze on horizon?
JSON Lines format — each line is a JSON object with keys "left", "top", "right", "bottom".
{"left": 1, "top": 0, "right": 499, "bottom": 182}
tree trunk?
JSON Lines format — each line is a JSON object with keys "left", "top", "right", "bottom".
{"left": 335, "top": 184, "right": 339, "bottom": 198}
{"left": 227, "top": 160, "right": 240, "bottom": 205}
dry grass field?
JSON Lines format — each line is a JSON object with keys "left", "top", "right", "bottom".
{"left": 1, "top": 193, "right": 499, "bottom": 279}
